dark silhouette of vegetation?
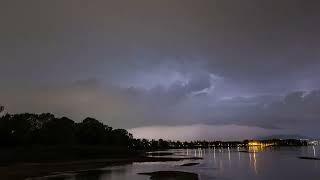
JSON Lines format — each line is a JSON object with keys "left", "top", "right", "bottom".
{"left": 0, "top": 113, "right": 133, "bottom": 148}
{"left": 75, "top": 117, "right": 112, "bottom": 145}
{"left": 0, "top": 111, "right": 309, "bottom": 150}
{"left": 0, "top": 111, "right": 187, "bottom": 153}
{"left": 0, "top": 112, "right": 217, "bottom": 150}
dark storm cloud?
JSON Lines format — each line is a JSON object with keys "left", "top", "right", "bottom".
{"left": 1, "top": 0, "right": 320, "bottom": 138}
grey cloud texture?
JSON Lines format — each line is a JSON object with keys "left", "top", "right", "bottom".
{"left": 1, "top": 0, "right": 320, "bottom": 139}
{"left": 2, "top": 77, "right": 320, "bottom": 137}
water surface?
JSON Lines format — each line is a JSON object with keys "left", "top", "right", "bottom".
{"left": 34, "top": 146, "right": 320, "bottom": 180}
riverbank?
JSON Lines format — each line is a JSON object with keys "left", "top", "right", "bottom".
{"left": 0, "top": 150, "right": 202, "bottom": 180}
{"left": 139, "top": 171, "right": 199, "bottom": 180}
{"left": 0, "top": 146, "right": 143, "bottom": 165}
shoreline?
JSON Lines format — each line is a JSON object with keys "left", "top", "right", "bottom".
{"left": 0, "top": 156, "right": 202, "bottom": 180}
{"left": 138, "top": 171, "right": 199, "bottom": 180}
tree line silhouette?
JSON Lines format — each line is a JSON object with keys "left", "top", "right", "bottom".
{"left": 0, "top": 113, "right": 133, "bottom": 147}
{"left": 0, "top": 107, "right": 307, "bottom": 150}
{"left": 0, "top": 111, "right": 177, "bottom": 150}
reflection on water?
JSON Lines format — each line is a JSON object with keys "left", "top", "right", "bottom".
{"left": 38, "top": 170, "right": 106, "bottom": 180}
{"left": 252, "top": 151, "right": 257, "bottom": 174}
{"left": 34, "top": 146, "right": 320, "bottom": 180}
{"left": 194, "top": 148, "right": 204, "bottom": 158}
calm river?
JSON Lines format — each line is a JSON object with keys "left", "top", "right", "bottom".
{"left": 33, "top": 146, "right": 320, "bottom": 180}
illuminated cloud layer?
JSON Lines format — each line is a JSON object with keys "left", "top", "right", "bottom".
{"left": 1, "top": 0, "right": 320, "bottom": 139}
{"left": 129, "top": 124, "right": 287, "bottom": 141}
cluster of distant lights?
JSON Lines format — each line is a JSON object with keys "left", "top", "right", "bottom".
{"left": 248, "top": 141, "right": 275, "bottom": 147}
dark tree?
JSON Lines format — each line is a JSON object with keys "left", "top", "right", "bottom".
{"left": 75, "top": 117, "right": 112, "bottom": 145}
{"left": 158, "top": 139, "right": 169, "bottom": 149}
{"left": 41, "top": 117, "right": 76, "bottom": 145}
{"left": 111, "top": 129, "right": 133, "bottom": 147}
{"left": 0, "top": 114, "right": 33, "bottom": 146}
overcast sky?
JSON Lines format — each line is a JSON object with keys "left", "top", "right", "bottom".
{"left": 1, "top": 0, "right": 320, "bottom": 140}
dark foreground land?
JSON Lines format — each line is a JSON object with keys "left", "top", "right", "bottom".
{"left": 180, "top": 162, "right": 200, "bottom": 166}
{"left": 298, "top": 156, "right": 320, "bottom": 160}
{"left": 0, "top": 146, "right": 202, "bottom": 180}
{"left": 0, "top": 157, "right": 200, "bottom": 180}
{"left": 0, "top": 113, "right": 204, "bottom": 179}
{"left": 139, "top": 171, "right": 199, "bottom": 180}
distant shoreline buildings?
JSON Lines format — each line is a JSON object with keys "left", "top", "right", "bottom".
{"left": 164, "top": 138, "right": 316, "bottom": 149}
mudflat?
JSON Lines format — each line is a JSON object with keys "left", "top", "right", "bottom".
{"left": 138, "top": 171, "right": 199, "bottom": 180}
{"left": 0, "top": 156, "right": 202, "bottom": 180}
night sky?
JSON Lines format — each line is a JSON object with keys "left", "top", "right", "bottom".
{"left": 1, "top": 0, "right": 320, "bottom": 140}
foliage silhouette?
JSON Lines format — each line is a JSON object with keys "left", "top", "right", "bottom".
{"left": 0, "top": 112, "right": 308, "bottom": 151}
{"left": 0, "top": 113, "right": 133, "bottom": 148}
